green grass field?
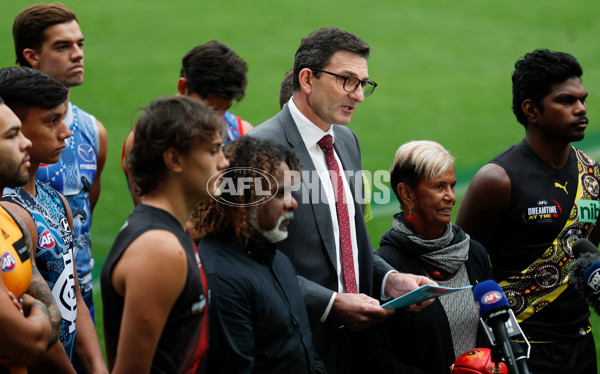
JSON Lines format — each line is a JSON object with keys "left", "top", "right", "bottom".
{"left": 2, "top": 0, "right": 600, "bottom": 369}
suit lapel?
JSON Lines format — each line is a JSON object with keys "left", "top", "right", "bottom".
{"left": 278, "top": 109, "right": 337, "bottom": 269}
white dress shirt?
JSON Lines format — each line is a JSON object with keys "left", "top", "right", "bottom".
{"left": 288, "top": 98, "right": 361, "bottom": 321}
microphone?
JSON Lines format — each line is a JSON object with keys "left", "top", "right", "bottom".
{"left": 473, "top": 280, "right": 529, "bottom": 374}
{"left": 569, "top": 238, "right": 600, "bottom": 315}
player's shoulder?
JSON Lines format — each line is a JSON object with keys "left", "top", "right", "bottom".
{"left": 0, "top": 201, "right": 33, "bottom": 228}
{"left": 127, "top": 228, "right": 187, "bottom": 261}
{"left": 471, "top": 162, "right": 510, "bottom": 190}
{"left": 573, "top": 146, "right": 598, "bottom": 164}
{"left": 70, "top": 101, "right": 103, "bottom": 131}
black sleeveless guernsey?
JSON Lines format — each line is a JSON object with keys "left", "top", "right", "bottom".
{"left": 489, "top": 139, "right": 600, "bottom": 341}
{"left": 101, "top": 204, "right": 209, "bottom": 373}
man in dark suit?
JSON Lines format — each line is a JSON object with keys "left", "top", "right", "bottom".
{"left": 250, "top": 26, "right": 435, "bottom": 373}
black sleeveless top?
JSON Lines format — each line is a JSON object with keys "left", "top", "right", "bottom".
{"left": 101, "top": 204, "right": 209, "bottom": 373}
{"left": 489, "top": 139, "right": 600, "bottom": 340}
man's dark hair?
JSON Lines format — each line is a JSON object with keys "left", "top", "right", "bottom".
{"left": 128, "top": 95, "right": 225, "bottom": 196}
{"left": 0, "top": 96, "right": 4, "bottom": 105}
{"left": 0, "top": 67, "right": 69, "bottom": 119}
{"left": 180, "top": 40, "right": 248, "bottom": 101}
{"left": 192, "top": 136, "right": 301, "bottom": 241}
{"left": 512, "top": 49, "right": 583, "bottom": 126}
{"left": 279, "top": 69, "right": 294, "bottom": 109}
{"left": 13, "top": 2, "right": 78, "bottom": 67}
{"left": 292, "top": 26, "right": 370, "bottom": 91}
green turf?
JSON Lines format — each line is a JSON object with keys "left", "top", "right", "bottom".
{"left": 2, "top": 0, "right": 600, "bottom": 369}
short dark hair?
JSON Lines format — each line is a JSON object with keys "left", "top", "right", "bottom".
{"left": 13, "top": 2, "right": 78, "bottom": 67}
{"left": 292, "top": 26, "right": 370, "bottom": 91}
{"left": 192, "top": 136, "right": 302, "bottom": 241}
{"left": 180, "top": 40, "right": 248, "bottom": 101}
{"left": 512, "top": 49, "right": 583, "bottom": 126}
{"left": 0, "top": 67, "right": 69, "bottom": 120}
{"left": 128, "top": 96, "right": 225, "bottom": 196}
{"left": 279, "top": 69, "right": 294, "bottom": 109}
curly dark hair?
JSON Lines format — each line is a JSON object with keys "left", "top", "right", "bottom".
{"left": 180, "top": 40, "right": 248, "bottom": 101}
{"left": 292, "top": 26, "right": 370, "bottom": 91}
{"left": 192, "top": 136, "right": 301, "bottom": 241}
{"left": 13, "top": 2, "right": 78, "bottom": 67}
{"left": 512, "top": 49, "right": 582, "bottom": 127}
{"left": 127, "top": 95, "right": 224, "bottom": 196}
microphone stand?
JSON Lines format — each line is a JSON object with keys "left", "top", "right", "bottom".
{"left": 490, "top": 345, "right": 504, "bottom": 374}
{"left": 510, "top": 341, "right": 531, "bottom": 374}
{"left": 488, "top": 317, "right": 520, "bottom": 374}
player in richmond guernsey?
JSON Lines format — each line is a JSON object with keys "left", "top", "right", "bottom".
{"left": 457, "top": 49, "right": 599, "bottom": 374}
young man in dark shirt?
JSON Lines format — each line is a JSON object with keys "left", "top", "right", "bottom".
{"left": 101, "top": 96, "right": 229, "bottom": 373}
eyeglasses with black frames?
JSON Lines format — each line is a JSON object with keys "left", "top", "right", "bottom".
{"left": 311, "top": 68, "right": 377, "bottom": 97}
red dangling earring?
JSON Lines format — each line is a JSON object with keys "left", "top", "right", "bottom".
{"left": 407, "top": 209, "right": 413, "bottom": 222}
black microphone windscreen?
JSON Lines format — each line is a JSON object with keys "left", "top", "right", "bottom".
{"left": 570, "top": 242, "right": 600, "bottom": 315}
{"left": 572, "top": 238, "right": 599, "bottom": 258}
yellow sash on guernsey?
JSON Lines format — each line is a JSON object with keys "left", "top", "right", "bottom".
{"left": 499, "top": 149, "right": 600, "bottom": 323}
{"left": 0, "top": 205, "right": 31, "bottom": 374}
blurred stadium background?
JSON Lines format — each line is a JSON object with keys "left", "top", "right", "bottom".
{"left": 1, "top": 0, "right": 599, "bottom": 367}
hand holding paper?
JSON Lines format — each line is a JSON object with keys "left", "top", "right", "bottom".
{"left": 382, "top": 284, "right": 473, "bottom": 310}
{"left": 384, "top": 272, "right": 439, "bottom": 311}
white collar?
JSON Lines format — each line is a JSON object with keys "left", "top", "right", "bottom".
{"left": 288, "top": 97, "right": 335, "bottom": 151}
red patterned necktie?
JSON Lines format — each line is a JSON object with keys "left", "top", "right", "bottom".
{"left": 317, "top": 134, "right": 357, "bottom": 294}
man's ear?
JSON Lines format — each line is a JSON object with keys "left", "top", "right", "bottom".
{"left": 522, "top": 99, "right": 540, "bottom": 125}
{"left": 298, "top": 68, "right": 315, "bottom": 95}
{"left": 177, "top": 77, "right": 189, "bottom": 96}
{"left": 163, "top": 147, "right": 183, "bottom": 173}
{"left": 22, "top": 48, "right": 41, "bottom": 69}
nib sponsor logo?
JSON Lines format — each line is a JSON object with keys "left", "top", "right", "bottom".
{"left": 578, "top": 200, "right": 600, "bottom": 224}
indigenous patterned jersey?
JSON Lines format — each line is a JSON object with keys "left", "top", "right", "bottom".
{"left": 489, "top": 140, "right": 600, "bottom": 340}
{"left": 3, "top": 182, "right": 77, "bottom": 359}
{"left": 37, "top": 102, "right": 99, "bottom": 293}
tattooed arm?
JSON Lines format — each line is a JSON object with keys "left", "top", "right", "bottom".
{"left": 0, "top": 281, "right": 52, "bottom": 367}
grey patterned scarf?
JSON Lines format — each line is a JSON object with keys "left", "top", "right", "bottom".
{"left": 392, "top": 213, "right": 470, "bottom": 273}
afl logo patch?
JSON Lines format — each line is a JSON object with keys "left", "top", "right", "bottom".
{"left": 481, "top": 291, "right": 502, "bottom": 304}
{"left": 78, "top": 144, "right": 96, "bottom": 163}
{"left": 38, "top": 230, "right": 55, "bottom": 249}
{"left": 1, "top": 251, "right": 16, "bottom": 272}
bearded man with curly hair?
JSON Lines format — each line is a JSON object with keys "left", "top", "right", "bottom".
{"left": 193, "top": 136, "right": 326, "bottom": 373}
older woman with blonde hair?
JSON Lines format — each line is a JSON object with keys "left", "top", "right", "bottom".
{"left": 368, "top": 140, "right": 492, "bottom": 374}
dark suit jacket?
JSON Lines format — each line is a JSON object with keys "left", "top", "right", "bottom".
{"left": 250, "top": 105, "right": 395, "bottom": 373}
